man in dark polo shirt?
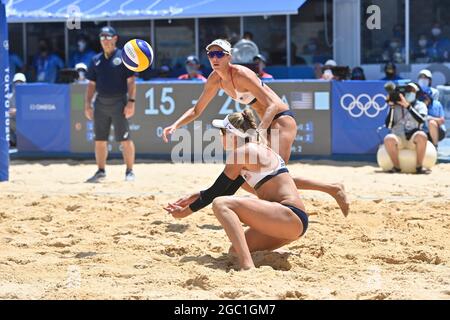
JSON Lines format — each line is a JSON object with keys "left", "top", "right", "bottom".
{"left": 84, "top": 26, "right": 136, "bottom": 182}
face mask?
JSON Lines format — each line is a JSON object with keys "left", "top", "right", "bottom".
{"left": 78, "top": 41, "right": 86, "bottom": 51}
{"left": 78, "top": 71, "right": 86, "bottom": 80}
{"left": 419, "top": 39, "right": 427, "bottom": 47}
{"left": 308, "top": 44, "right": 317, "bottom": 51}
{"left": 432, "top": 28, "right": 441, "bottom": 37}
{"left": 390, "top": 42, "right": 399, "bottom": 49}
{"left": 186, "top": 65, "right": 197, "bottom": 74}
{"left": 405, "top": 92, "right": 416, "bottom": 103}
{"left": 418, "top": 78, "right": 430, "bottom": 88}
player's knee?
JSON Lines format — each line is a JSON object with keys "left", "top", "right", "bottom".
{"left": 212, "top": 196, "right": 232, "bottom": 213}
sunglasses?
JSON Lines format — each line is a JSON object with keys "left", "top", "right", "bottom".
{"left": 100, "top": 35, "right": 113, "bottom": 41}
{"left": 207, "top": 51, "right": 227, "bottom": 59}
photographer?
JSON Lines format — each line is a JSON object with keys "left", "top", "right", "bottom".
{"left": 383, "top": 82, "right": 430, "bottom": 174}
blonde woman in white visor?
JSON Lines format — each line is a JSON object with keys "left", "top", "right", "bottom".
{"left": 164, "top": 110, "right": 309, "bottom": 270}
{"left": 162, "top": 39, "right": 349, "bottom": 216}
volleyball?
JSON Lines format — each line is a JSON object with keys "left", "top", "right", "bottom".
{"left": 121, "top": 39, "right": 154, "bottom": 72}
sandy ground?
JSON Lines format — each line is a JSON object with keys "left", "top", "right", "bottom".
{"left": 0, "top": 159, "right": 449, "bottom": 300}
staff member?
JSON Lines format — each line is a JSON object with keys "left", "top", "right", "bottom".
{"left": 84, "top": 26, "right": 137, "bottom": 183}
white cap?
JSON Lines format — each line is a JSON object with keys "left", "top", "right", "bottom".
{"left": 75, "top": 62, "right": 88, "bottom": 71}
{"left": 407, "top": 82, "right": 420, "bottom": 92}
{"left": 418, "top": 69, "right": 432, "bottom": 79}
{"left": 206, "top": 39, "right": 232, "bottom": 54}
{"left": 13, "top": 73, "right": 26, "bottom": 83}
{"left": 325, "top": 59, "right": 337, "bottom": 67}
{"left": 212, "top": 115, "right": 249, "bottom": 138}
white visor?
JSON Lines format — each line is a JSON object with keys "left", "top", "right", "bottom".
{"left": 212, "top": 115, "right": 249, "bottom": 138}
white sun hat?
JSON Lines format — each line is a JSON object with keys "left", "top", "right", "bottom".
{"left": 212, "top": 115, "right": 249, "bottom": 138}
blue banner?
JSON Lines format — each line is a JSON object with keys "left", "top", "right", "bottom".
{"left": 332, "top": 81, "right": 389, "bottom": 154}
{"left": 0, "top": 1, "right": 9, "bottom": 181}
{"left": 16, "top": 84, "right": 70, "bottom": 152}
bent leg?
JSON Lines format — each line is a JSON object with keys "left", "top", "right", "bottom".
{"left": 413, "top": 131, "right": 428, "bottom": 167}
{"left": 270, "top": 117, "right": 350, "bottom": 216}
{"left": 229, "top": 228, "right": 293, "bottom": 255}
{"left": 212, "top": 196, "right": 303, "bottom": 270}
{"left": 428, "top": 120, "right": 439, "bottom": 146}
{"left": 384, "top": 134, "right": 401, "bottom": 168}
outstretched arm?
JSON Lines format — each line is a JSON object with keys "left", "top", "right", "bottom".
{"left": 162, "top": 74, "right": 219, "bottom": 142}
{"left": 164, "top": 151, "right": 246, "bottom": 218}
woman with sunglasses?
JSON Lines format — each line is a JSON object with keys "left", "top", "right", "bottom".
{"left": 164, "top": 110, "right": 310, "bottom": 270}
{"left": 162, "top": 39, "right": 349, "bottom": 216}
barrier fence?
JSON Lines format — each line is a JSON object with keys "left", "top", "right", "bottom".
{"left": 13, "top": 80, "right": 449, "bottom": 159}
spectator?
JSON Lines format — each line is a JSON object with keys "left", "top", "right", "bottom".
{"left": 75, "top": 62, "right": 89, "bottom": 84}
{"left": 429, "top": 23, "right": 450, "bottom": 62}
{"left": 252, "top": 54, "right": 273, "bottom": 80}
{"left": 419, "top": 90, "right": 446, "bottom": 149}
{"left": 8, "top": 73, "right": 26, "bottom": 147}
{"left": 9, "top": 53, "right": 24, "bottom": 80}
{"left": 320, "top": 59, "right": 337, "bottom": 81}
{"left": 382, "top": 37, "right": 405, "bottom": 64}
{"left": 413, "top": 34, "right": 432, "bottom": 63}
{"left": 32, "top": 38, "right": 64, "bottom": 83}
{"left": 417, "top": 69, "right": 439, "bottom": 101}
{"left": 177, "top": 56, "right": 206, "bottom": 81}
{"left": 384, "top": 82, "right": 430, "bottom": 174}
{"left": 381, "top": 62, "right": 403, "bottom": 81}
{"left": 243, "top": 31, "right": 253, "bottom": 41}
{"left": 351, "top": 67, "right": 366, "bottom": 80}
{"left": 158, "top": 65, "right": 172, "bottom": 78}
{"left": 69, "top": 34, "right": 96, "bottom": 68}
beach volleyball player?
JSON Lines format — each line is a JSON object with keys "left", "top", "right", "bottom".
{"left": 162, "top": 39, "right": 349, "bottom": 216}
{"left": 165, "top": 110, "right": 310, "bottom": 270}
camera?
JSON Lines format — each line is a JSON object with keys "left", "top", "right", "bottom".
{"left": 384, "top": 81, "right": 407, "bottom": 104}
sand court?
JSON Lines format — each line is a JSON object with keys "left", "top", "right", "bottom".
{"left": 0, "top": 160, "right": 449, "bottom": 299}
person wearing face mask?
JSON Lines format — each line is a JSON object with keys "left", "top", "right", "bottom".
{"left": 418, "top": 89, "right": 447, "bottom": 150}
{"left": 384, "top": 83, "right": 430, "bottom": 174}
{"left": 177, "top": 56, "right": 206, "bottom": 81}
{"left": 70, "top": 34, "right": 96, "bottom": 68}
{"left": 429, "top": 23, "right": 450, "bottom": 62}
{"left": 381, "top": 62, "right": 403, "bottom": 81}
{"left": 413, "top": 35, "right": 431, "bottom": 63}
{"left": 31, "top": 38, "right": 64, "bottom": 83}
{"left": 252, "top": 54, "right": 273, "bottom": 80}
{"left": 417, "top": 69, "right": 439, "bottom": 101}
{"left": 350, "top": 67, "right": 366, "bottom": 80}
{"left": 75, "top": 63, "right": 89, "bottom": 84}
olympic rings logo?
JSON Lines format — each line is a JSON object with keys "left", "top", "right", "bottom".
{"left": 340, "top": 93, "right": 388, "bottom": 118}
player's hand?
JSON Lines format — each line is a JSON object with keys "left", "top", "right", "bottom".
{"left": 84, "top": 104, "right": 94, "bottom": 120}
{"left": 163, "top": 203, "right": 193, "bottom": 219}
{"left": 124, "top": 102, "right": 135, "bottom": 119}
{"left": 172, "top": 192, "right": 200, "bottom": 207}
{"left": 162, "top": 125, "right": 177, "bottom": 143}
